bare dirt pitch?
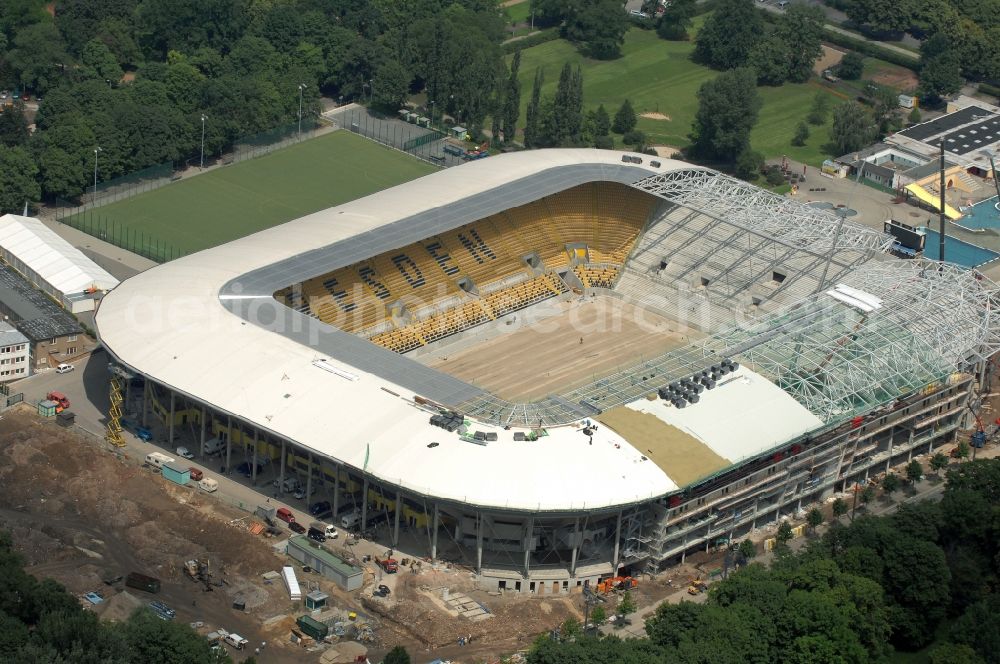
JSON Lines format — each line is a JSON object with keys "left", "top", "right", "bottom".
{"left": 424, "top": 295, "right": 700, "bottom": 402}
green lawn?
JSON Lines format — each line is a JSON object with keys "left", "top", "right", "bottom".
{"left": 510, "top": 24, "right": 850, "bottom": 165}
{"left": 65, "top": 131, "right": 436, "bottom": 257}
{"left": 505, "top": 1, "right": 531, "bottom": 25}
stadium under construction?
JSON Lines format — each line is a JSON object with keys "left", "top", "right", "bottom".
{"left": 96, "top": 150, "right": 1000, "bottom": 592}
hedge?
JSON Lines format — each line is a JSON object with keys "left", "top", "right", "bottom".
{"left": 979, "top": 82, "right": 1000, "bottom": 99}
{"left": 502, "top": 28, "right": 560, "bottom": 54}
{"left": 820, "top": 29, "right": 920, "bottom": 72}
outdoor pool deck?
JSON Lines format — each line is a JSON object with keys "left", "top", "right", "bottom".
{"left": 921, "top": 228, "right": 1000, "bottom": 268}
{"left": 955, "top": 196, "right": 1000, "bottom": 231}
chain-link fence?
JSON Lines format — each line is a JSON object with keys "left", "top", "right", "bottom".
{"left": 59, "top": 207, "right": 185, "bottom": 263}
{"left": 325, "top": 106, "right": 467, "bottom": 168}
{"left": 229, "top": 118, "right": 323, "bottom": 164}
{"left": 51, "top": 117, "right": 332, "bottom": 263}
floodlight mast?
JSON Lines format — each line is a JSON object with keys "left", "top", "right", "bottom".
{"left": 939, "top": 140, "right": 946, "bottom": 265}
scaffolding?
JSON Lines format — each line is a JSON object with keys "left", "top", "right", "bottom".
{"left": 459, "top": 260, "right": 1000, "bottom": 429}
{"left": 106, "top": 375, "right": 126, "bottom": 447}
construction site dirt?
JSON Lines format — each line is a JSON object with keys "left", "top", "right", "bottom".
{"left": 0, "top": 408, "right": 701, "bottom": 662}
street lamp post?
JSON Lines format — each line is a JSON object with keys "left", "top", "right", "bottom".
{"left": 429, "top": 100, "right": 435, "bottom": 127}
{"left": 92, "top": 147, "right": 102, "bottom": 204}
{"left": 297, "top": 84, "right": 307, "bottom": 136}
{"left": 368, "top": 79, "right": 374, "bottom": 104}
{"left": 200, "top": 114, "right": 207, "bottom": 169}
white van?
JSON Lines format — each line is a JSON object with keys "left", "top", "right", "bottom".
{"left": 202, "top": 437, "right": 225, "bottom": 456}
{"left": 272, "top": 476, "right": 301, "bottom": 493}
{"left": 197, "top": 478, "right": 219, "bottom": 493}
{"left": 223, "top": 633, "right": 249, "bottom": 650}
{"left": 144, "top": 452, "right": 175, "bottom": 469}
{"left": 340, "top": 510, "right": 361, "bottom": 530}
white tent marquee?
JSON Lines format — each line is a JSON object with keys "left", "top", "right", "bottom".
{"left": 0, "top": 214, "right": 119, "bottom": 313}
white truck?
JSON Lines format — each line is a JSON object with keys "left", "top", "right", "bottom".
{"left": 144, "top": 452, "right": 174, "bottom": 469}
{"left": 340, "top": 510, "right": 361, "bottom": 530}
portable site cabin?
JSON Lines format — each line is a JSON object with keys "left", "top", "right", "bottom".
{"left": 286, "top": 536, "right": 364, "bottom": 591}
{"left": 282, "top": 565, "right": 302, "bottom": 601}
{"left": 162, "top": 462, "right": 190, "bottom": 486}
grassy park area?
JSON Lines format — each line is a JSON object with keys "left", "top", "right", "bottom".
{"left": 64, "top": 131, "right": 436, "bottom": 257}
{"left": 511, "top": 22, "right": 912, "bottom": 165}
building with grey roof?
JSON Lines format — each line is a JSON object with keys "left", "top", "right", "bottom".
{"left": 0, "top": 265, "right": 89, "bottom": 371}
{"left": 0, "top": 322, "right": 30, "bottom": 382}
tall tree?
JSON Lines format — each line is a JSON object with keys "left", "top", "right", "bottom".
{"left": 0, "top": 98, "right": 29, "bottom": 146}
{"left": 688, "top": 68, "right": 762, "bottom": 163}
{"left": 592, "top": 104, "right": 610, "bottom": 136}
{"left": 0, "top": 146, "right": 39, "bottom": 213}
{"left": 845, "top": 0, "right": 915, "bottom": 34}
{"left": 503, "top": 49, "right": 522, "bottom": 144}
{"left": 612, "top": 99, "right": 636, "bottom": 134}
{"left": 693, "top": 0, "right": 763, "bottom": 70}
{"left": 919, "top": 34, "right": 964, "bottom": 104}
{"left": 839, "top": 51, "right": 865, "bottom": 80}
{"left": 775, "top": 4, "right": 825, "bottom": 83}
{"left": 831, "top": 101, "right": 875, "bottom": 154}
{"left": 524, "top": 67, "right": 544, "bottom": 148}
{"left": 563, "top": 0, "right": 629, "bottom": 59}
{"left": 657, "top": 0, "right": 696, "bottom": 41}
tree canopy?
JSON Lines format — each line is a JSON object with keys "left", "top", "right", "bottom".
{"left": 688, "top": 67, "right": 762, "bottom": 165}
{"left": 528, "top": 458, "right": 1000, "bottom": 663}
{"left": 0, "top": 531, "right": 227, "bottom": 662}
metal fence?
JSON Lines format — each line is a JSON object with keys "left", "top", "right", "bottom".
{"left": 325, "top": 107, "right": 466, "bottom": 168}
{"left": 51, "top": 118, "right": 331, "bottom": 263}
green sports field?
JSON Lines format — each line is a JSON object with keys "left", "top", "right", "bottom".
{"left": 66, "top": 131, "right": 436, "bottom": 256}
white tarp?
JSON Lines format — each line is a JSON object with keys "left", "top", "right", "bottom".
{"left": 0, "top": 214, "right": 119, "bottom": 297}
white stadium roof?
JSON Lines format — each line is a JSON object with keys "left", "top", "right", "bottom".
{"left": 96, "top": 149, "right": 1000, "bottom": 511}
{"left": 0, "top": 214, "right": 119, "bottom": 295}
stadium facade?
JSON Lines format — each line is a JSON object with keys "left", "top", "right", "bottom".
{"left": 96, "top": 150, "right": 1000, "bottom": 592}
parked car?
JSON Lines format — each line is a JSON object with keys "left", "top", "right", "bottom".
{"left": 289, "top": 522, "right": 306, "bottom": 534}
{"left": 309, "top": 500, "right": 331, "bottom": 516}
{"left": 188, "top": 467, "right": 203, "bottom": 481}
{"left": 175, "top": 446, "right": 194, "bottom": 460}
{"left": 55, "top": 363, "right": 75, "bottom": 374}
{"left": 234, "top": 462, "right": 263, "bottom": 477}
{"left": 276, "top": 507, "right": 295, "bottom": 524}
{"left": 293, "top": 486, "right": 316, "bottom": 500}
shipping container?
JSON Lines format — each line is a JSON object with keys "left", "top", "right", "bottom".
{"left": 125, "top": 572, "right": 160, "bottom": 594}
{"left": 296, "top": 614, "right": 329, "bottom": 641}
{"left": 161, "top": 461, "right": 190, "bottom": 486}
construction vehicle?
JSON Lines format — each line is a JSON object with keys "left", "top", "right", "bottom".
{"left": 686, "top": 578, "right": 708, "bottom": 595}
{"left": 375, "top": 553, "right": 398, "bottom": 573}
{"left": 596, "top": 576, "right": 637, "bottom": 594}
{"left": 184, "top": 559, "right": 214, "bottom": 591}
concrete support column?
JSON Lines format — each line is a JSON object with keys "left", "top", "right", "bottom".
{"left": 681, "top": 534, "right": 688, "bottom": 563}
{"left": 524, "top": 516, "right": 534, "bottom": 578}
{"left": 251, "top": 428, "right": 259, "bottom": 484}
{"left": 332, "top": 463, "right": 340, "bottom": 517}
{"left": 225, "top": 416, "right": 232, "bottom": 475}
{"left": 476, "top": 512, "right": 484, "bottom": 574}
{"left": 141, "top": 380, "right": 149, "bottom": 427}
{"left": 570, "top": 517, "right": 580, "bottom": 577}
{"left": 431, "top": 503, "right": 439, "bottom": 561}
{"left": 392, "top": 493, "right": 401, "bottom": 547}
{"left": 612, "top": 510, "right": 622, "bottom": 573}
{"left": 168, "top": 391, "right": 175, "bottom": 445}
{"left": 279, "top": 440, "right": 286, "bottom": 494}
{"left": 361, "top": 477, "right": 369, "bottom": 532}
{"left": 306, "top": 451, "right": 313, "bottom": 505}
{"left": 199, "top": 406, "right": 206, "bottom": 457}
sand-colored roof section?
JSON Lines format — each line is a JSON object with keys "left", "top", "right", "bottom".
{"left": 596, "top": 405, "right": 730, "bottom": 487}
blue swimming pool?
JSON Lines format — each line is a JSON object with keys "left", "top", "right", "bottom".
{"left": 957, "top": 196, "right": 1000, "bottom": 231}
{"left": 921, "top": 228, "right": 1000, "bottom": 268}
